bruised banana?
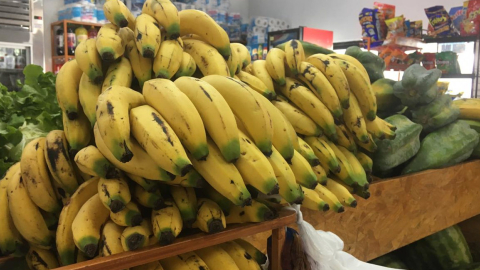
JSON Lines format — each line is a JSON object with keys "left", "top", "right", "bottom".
{"left": 170, "top": 186, "right": 197, "bottom": 227}
{"left": 134, "top": 13, "right": 161, "bottom": 58}
{"left": 152, "top": 200, "right": 183, "bottom": 246}
{"left": 75, "top": 145, "right": 118, "bottom": 179}
{"left": 194, "top": 198, "right": 226, "bottom": 234}
{"left": 226, "top": 200, "right": 275, "bottom": 224}
{"left": 153, "top": 38, "right": 183, "bottom": 79}
{"left": 284, "top": 39, "right": 305, "bottom": 75}
{"left": 134, "top": 184, "right": 164, "bottom": 210}
{"left": 126, "top": 40, "right": 152, "bottom": 88}
{"left": 63, "top": 109, "right": 91, "bottom": 157}
{"left": 98, "top": 177, "right": 131, "bottom": 213}
{"left": 96, "top": 23, "right": 124, "bottom": 61}
{"left": 183, "top": 39, "right": 230, "bottom": 76}
{"left": 110, "top": 201, "right": 143, "bottom": 227}
{"left": 342, "top": 93, "right": 369, "bottom": 144}
{"left": 101, "top": 220, "right": 124, "bottom": 256}
{"left": 142, "top": 0, "right": 180, "bottom": 39}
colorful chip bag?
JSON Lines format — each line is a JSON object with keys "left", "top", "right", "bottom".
{"left": 425, "top": 6, "right": 455, "bottom": 37}
{"left": 422, "top": 53, "right": 437, "bottom": 70}
{"left": 414, "top": 20, "right": 423, "bottom": 38}
{"left": 462, "top": 0, "right": 480, "bottom": 36}
{"left": 436, "top": 52, "right": 460, "bottom": 74}
{"left": 385, "top": 16, "right": 405, "bottom": 39}
{"left": 374, "top": 2, "right": 395, "bottom": 39}
{"left": 359, "top": 8, "right": 382, "bottom": 42}
{"left": 449, "top": 6, "right": 465, "bottom": 32}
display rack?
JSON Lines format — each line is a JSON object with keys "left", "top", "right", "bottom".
{"left": 50, "top": 20, "right": 103, "bottom": 72}
{"left": 245, "top": 160, "right": 480, "bottom": 262}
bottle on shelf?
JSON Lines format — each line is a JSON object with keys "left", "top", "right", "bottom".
{"left": 88, "top": 26, "right": 98, "bottom": 39}
{"left": 76, "top": 26, "right": 88, "bottom": 46}
{"left": 0, "top": 47, "right": 6, "bottom": 69}
{"left": 56, "top": 27, "right": 65, "bottom": 56}
{"left": 5, "top": 48, "right": 15, "bottom": 69}
{"left": 67, "top": 25, "right": 76, "bottom": 55}
{"left": 14, "top": 49, "right": 25, "bottom": 69}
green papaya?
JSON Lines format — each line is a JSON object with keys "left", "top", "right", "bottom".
{"left": 402, "top": 121, "right": 480, "bottom": 174}
{"left": 393, "top": 64, "right": 442, "bottom": 107}
{"left": 372, "top": 115, "right": 422, "bottom": 174}
{"left": 345, "top": 46, "right": 386, "bottom": 83}
{"left": 411, "top": 95, "right": 460, "bottom": 133}
{"left": 276, "top": 40, "right": 334, "bottom": 57}
{"left": 451, "top": 263, "right": 480, "bottom": 270}
{"left": 459, "top": 119, "right": 480, "bottom": 133}
{"left": 372, "top": 78, "right": 402, "bottom": 111}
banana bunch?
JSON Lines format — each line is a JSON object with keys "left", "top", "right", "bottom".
{"left": 453, "top": 98, "right": 480, "bottom": 121}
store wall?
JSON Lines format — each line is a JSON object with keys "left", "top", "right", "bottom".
{"left": 248, "top": 0, "right": 460, "bottom": 42}
{"left": 44, "top": 0, "right": 64, "bottom": 72}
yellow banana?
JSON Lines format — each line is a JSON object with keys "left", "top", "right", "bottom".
{"left": 337, "top": 145, "right": 369, "bottom": 189}
{"left": 195, "top": 245, "right": 240, "bottom": 270}
{"left": 227, "top": 43, "right": 241, "bottom": 76}
{"left": 198, "top": 184, "right": 234, "bottom": 215}
{"left": 289, "top": 150, "right": 318, "bottom": 189}
{"left": 153, "top": 38, "right": 183, "bottom": 79}
{"left": 103, "top": 0, "right": 135, "bottom": 29}
{"left": 296, "top": 137, "right": 320, "bottom": 166}
{"left": 126, "top": 173, "right": 160, "bottom": 193}
{"left": 314, "top": 184, "right": 344, "bottom": 213}
{"left": 311, "top": 164, "right": 328, "bottom": 185}
{"left": 173, "top": 52, "right": 196, "bottom": 78}
{"left": 98, "top": 177, "right": 131, "bottom": 213}
{"left": 121, "top": 224, "right": 149, "bottom": 251}
{"left": 26, "top": 246, "right": 59, "bottom": 270}
{"left": 326, "top": 178, "right": 357, "bottom": 208}
{"left": 194, "top": 198, "right": 226, "bottom": 233}
{"left": 79, "top": 72, "right": 101, "bottom": 127}
{"left": 96, "top": 23, "right": 124, "bottom": 61}
{"left": 183, "top": 39, "right": 230, "bottom": 76}
{"left": 170, "top": 186, "right": 197, "bottom": 227}
{"left": 243, "top": 63, "right": 254, "bottom": 74}
{"left": 75, "top": 145, "right": 118, "bottom": 179}
{"left": 355, "top": 133, "right": 378, "bottom": 153}
{"left": 125, "top": 40, "right": 152, "bottom": 88}
{"left": 142, "top": 0, "right": 180, "bottom": 39}
{"left": 101, "top": 220, "right": 124, "bottom": 256}
{"left": 134, "top": 13, "right": 162, "bottom": 58}
{"left": 236, "top": 70, "right": 276, "bottom": 100}
{"left": 335, "top": 124, "right": 358, "bottom": 153}
{"left": 284, "top": 39, "right": 305, "bottom": 75}
{"left": 365, "top": 117, "right": 396, "bottom": 140}
{"left": 453, "top": 99, "right": 480, "bottom": 121}
{"left": 251, "top": 60, "right": 274, "bottom": 91}
{"left": 302, "top": 187, "right": 329, "bottom": 211}
{"left": 226, "top": 200, "right": 275, "bottom": 224}
{"left": 303, "top": 136, "right": 341, "bottom": 173}
{"left": 102, "top": 57, "right": 133, "bottom": 91}
{"left": 75, "top": 38, "right": 104, "bottom": 85}
{"left": 167, "top": 169, "right": 206, "bottom": 188}
{"left": 134, "top": 183, "right": 164, "bottom": 210}
{"left": 221, "top": 241, "right": 261, "bottom": 270}
{"left": 234, "top": 239, "right": 267, "bottom": 265}
{"left": 151, "top": 200, "right": 183, "bottom": 245}
{"left": 265, "top": 48, "right": 286, "bottom": 85}
{"left": 118, "top": 27, "right": 135, "bottom": 47}
{"left": 355, "top": 152, "right": 373, "bottom": 174}
{"left": 56, "top": 59, "right": 83, "bottom": 120}
{"left": 110, "top": 201, "right": 143, "bottom": 227}
{"left": 329, "top": 54, "right": 369, "bottom": 80}
{"left": 321, "top": 139, "right": 356, "bottom": 187}
{"left": 342, "top": 93, "right": 370, "bottom": 144}
{"left": 232, "top": 43, "right": 251, "bottom": 68}
{"left": 272, "top": 97, "right": 322, "bottom": 136}
{"left": 62, "top": 109, "right": 91, "bottom": 157}
{"left": 132, "top": 261, "right": 164, "bottom": 270}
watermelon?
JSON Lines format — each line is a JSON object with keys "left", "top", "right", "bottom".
{"left": 369, "top": 253, "right": 408, "bottom": 269}
{"left": 451, "top": 263, "right": 480, "bottom": 270}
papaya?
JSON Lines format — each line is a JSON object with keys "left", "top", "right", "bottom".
{"left": 411, "top": 95, "right": 460, "bottom": 133}
{"left": 402, "top": 121, "right": 480, "bottom": 175}
{"left": 393, "top": 64, "right": 442, "bottom": 107}
{"left": 372, "top": 115, "right": 422, "bottom": 174}
{"left": 345, "top": 46, "right": 386, "bottom": 83}
{"left": 371, "top": 78, "right": 402, "bottom": 112}
{"left": 459, "top": 119, "right": 480, "bottom": 133}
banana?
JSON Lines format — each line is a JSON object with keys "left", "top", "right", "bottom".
{"left": 110, "top": 201, "right": 143, "bottom": 227}
{"left": 326, "top": 178, "right": 357, "bottom": 208}
{"left": 366, "top": 117, "right": 396, "bottom": 140}
{"left": 170, "top": 186, "right": 197, "bottom": 227}
{"left": 118, "top": 27, "right": 135, "bottom": 46}
{"left": 296, "top": 137, "right": 320, "bottom": 166}
{"left": 75, "top": 146, "right": 118, "bottom": 179}
{"left": 133, "top": 261, "right": 164, "bottom": 270}
{"left": 141, "top": 218, "right": 157, "bottom": 248}
{"left": 164, "top": 252, "right": 210, "bottom": 270}
{"left": 196, "top": 245, "right": 240, "bottom": 270}
{"left": 342, "top": 93, "right": 370, "bottom": 144}
{"left": 26, "top": 246, "right": 59, "bottom": 270}
{"left": 321, "top": 139, "right": 356, "bottom": 187}
{"left": 134, "top": 184, "right": 164, "bottom": 210}
{"left": 355, "top": 133, "right": 378, "bottom": 153}
{"left": 143, "top": 79, "right": 208, "bottom": 160}
{"left": 312, "top": 164, "right": 328, "bottom": 186}
{"left": 126, "top": 173, "right": 160, "bottom": 192}
{"left": 453, "top": 99, "right": 480, "bottom": 120}
{"left": 243, "top": 63, "right": 254, "bottom": 74}
{"left": 167, "top": 169, "right": 206, "bottom": 188}
{"left": 173, "top": 52, "right": 196, "bottom": 78}
{"left": 75, "top": 38, "right": 104, "bottom": 85}
{"left": 267, "top": 146, "right": 304, "bottom": 204}
{"left": 56, "top": 59, "right": 83, "bottom": 120}
{"left": 103, "top": 0, "right": 135, "bottom": 29}
{"left": 314, "top": 185, "right": 344, "bottom": 213}
{"left": 0, "top": 164, "right": 24, "bottom": 255}
{"left": 20, "top": 138, "right": 60, "bottom": 213}
{"left": 134, "top": 13, "right": 161, "bottom": 58}
{"left": 337, "top": 146, "right": 369, "bottom": 189}
{"left": 174, "top": 77, "right": 240, "bottom": 163}
{"left": 190, "top": 137, "right": 251, "bottom": 206}
{"left": 56, "top": 177, "right": 99, "bottom": 265}
{"left": 121, "top": 224, "right": 149, "bottom": 251}
{"left": 98, "top": 177, "right": 131, "bottom": 213}
{"left": 125, "top": 40, "right": 152, "bottom": 88}
{"left": 96, "top": 23, "right": 124, "bottom": 61}
{"left": 151, "top": 200, "right": 183, "bottom": 245}
{"left": 355, "top": 152, "right": 373, "bottom": 174}
{"left": 265, "top": 48, "right": 286, "bottom": 85}
{"left": 335, "top": 124, "right": 358, "bottom": 153}
{"left": 232, "top": 43, "right": 251, "bottom": 68}
{"left": 334, "top": 59, "right": 377, "bottom": 121}
{"left": 130, "top": 105, "right": 192, "bottom": 176}
{"left": 251, "top": 59, "right": 274, "bottom": 90}
{"left": 302, "top": 187, "right": 329, "bottom": 211}
{"left": 203, "top": 75, "right": 273, "bottom": 156}
{"left": 194, "top": 198, "right": 226, "bottom": 233}
{"left": 297, "top": 61, "right": 343, "bottom": 119}
{"left": 199, "top": 184, "right": 234, "bottom": 215}
{"left": 44, "top": 130, "right": 79, "bottom": 195}
{"left": 329, "top": 54, "right": 369, "bottom": 80}
{"left": 96, "top": 85, "right": 145, "bottom": 163}
{"left": 79, "top": 73, "right": 102, "bottom": 127}
{"left": 100, "top": 220, "right": 124, "bottom": 256}
{"left": 284, "top": 39, "right": 305, "bottom": 75}
{"left": 94, "top": 123, "right": 173, "bottom": 181}
{"left": 221, "top": 241, "right": 261, "bottom": 270}
{"left": 236, "top": 70, "right": 276, "bottom": 100}
{"left": 303, "top": 136, "right": 341, "bottom": 173}
{"left": 102, "top": 57, "right": 133, "bottom": 91}
{"left": 272, "top": 98, "right": 322, "bottom": 136}
{"left": 307, "top": 54, "right": 351, "bottom": 108}
{"left": 63, "top": 109, "right": 91, "bottom": 157}
{"left": 236, "top": 130, "right": 279, "bottom": 195}
{"left": 234, "top": 239, "right": 267, "bottom": 265}
{"left": 153, "top": 38, "right": 183, "bottom": 79}
{"left": 179, "top": 9, "right": 230, "bottom": 59}
{"left": 183, "top": 39, "right": 230, "bottom": 76}
{"left": 226, "top": 45, "right": 240, "bottom": 76}
{"left": 289, "top": 150, "right": 318, "bottom": 189}
{"left": 226, "top": 200, "right": 275, "bottom": 224}
{"left": 72, "top": 193, "right": 110, "bottom": 258}
{"left": 142, "top": 0, "right": 180, "bottom": 39}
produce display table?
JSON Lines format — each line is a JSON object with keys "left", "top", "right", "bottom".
{"left": 50, "top": 209, "right": 296, "bottom": 270}
{"left": 246, "top": 160, "right": 480, "bottom": 261}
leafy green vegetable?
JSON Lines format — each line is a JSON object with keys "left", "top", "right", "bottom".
{"left": 0, "top": 65, "right": 62, "bottom": 176}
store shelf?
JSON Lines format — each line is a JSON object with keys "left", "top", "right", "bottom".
{"left": 424, "top": 36, "right": 478, "bottom": 44}
{"left": 51, "top": 20, "right": 103, "bottom": 28}
{"left": 245, "top": 160, "right": 480, "bottom": 262}
{"left": 51, "top": 210, "right": 295, "bottom": 270}
{"left": 441, "top": 74, "right": 475, "bottom": 79}
{"left": 0, "top": 68, "right": 23, "bottom": 73}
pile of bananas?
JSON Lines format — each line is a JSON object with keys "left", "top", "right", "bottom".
{"left": 0, "top": 0, "right": 398, "bottom": 268}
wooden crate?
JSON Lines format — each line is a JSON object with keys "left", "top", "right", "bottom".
{"left": 245, "top": 160, "right": 480, "bottom": 261}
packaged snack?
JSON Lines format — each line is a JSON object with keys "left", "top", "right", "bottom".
{"left": 404, "top": 20, "right": 415, "bottom": 37}
{"left": 425, "top": 6, "right": 454, "bottom": 36}
{"left": 437, "top": 81, "right": 450, "bottom": 95}
{"left": 414, "top": 20, "right": 423, "bottom": 38}
{"left": 359, "top": 8, "right": 382, "bottom": 42}
{"left": 374, "top": 2, "right": 395, "bottom": 39}
{"left": 422, "top": 53, "right": 436, "bottom": 70}
{"left": 462, "top": 0, "right": 480, "bottom": 36}
{"left": 385, "top": 16, "right": 405, "bottom": 39}
{"left": 449, "top": 6, "right": 465, "bottom": 32}
{"left": 407, "top": 51, "right": 424, "bottom": 65}
{"left": 436, "top": 51, "right": 460, "bottom": 74}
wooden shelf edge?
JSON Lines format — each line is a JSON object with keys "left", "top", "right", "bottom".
{"left": 51, "top": 20, "right": 103, "bottom": 28}
{"left": 52, "top": 210, "right": 296, "bottom": 270}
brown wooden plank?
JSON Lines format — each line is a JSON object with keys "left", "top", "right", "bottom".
{"left": 246, "top": 160, "right": 480, "bottom": 262}
{"left": 269, "top": 227, "right": 285, "bottom": 270}
{"left": 53, "top": 210, "right": 296, "bottom": 270}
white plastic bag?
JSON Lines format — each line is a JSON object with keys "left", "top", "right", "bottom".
{"left": 288, "top": 205, "right": 404, "bottom": 270}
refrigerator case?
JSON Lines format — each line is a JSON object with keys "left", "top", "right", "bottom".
{"left": 0, "top": 0, "right": 45, "bottom": 89}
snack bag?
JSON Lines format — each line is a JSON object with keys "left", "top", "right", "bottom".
{"left": 437, "top": 81, "right": 450, "bottom": 95}
{"left": 436, "top": 52, "right": 460, "bottom": 74}
{"left": 404, "top": 20, "right": 415, "bottom": 37}
{"left": 422, "top": 53, "right": 437, "bottom": 70}
{"left": 359, "top": 8, "right": 382, "bottom": 42}
{"left": 374, "top": 2, "right": 395, "bottom": 39}
{"left": 414, "top": 20, "right": 423, "bottom": 38}
{"left": 449, "top": 6, "right": 465, "bottom": 32}
{"left": 462, "top": 0, "right": 480, "bottom": 36}
{"left": 385, "top": 16, "right": 405, "bottom": 39}
{"left": 407, "top": 51, "right": 424, "bottom": 65}
{"left": 425, "top": 6, "right": 454, "bottom": 36}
